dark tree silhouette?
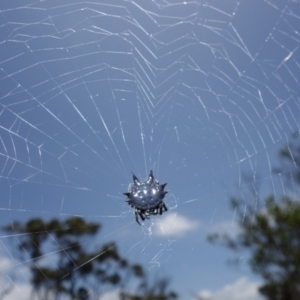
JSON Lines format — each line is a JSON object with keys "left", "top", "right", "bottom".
{"left": 122, "top": 276, "right": 177, "bottom": 300}
{"left": 3, "top": 217, "right": 177, "bottom": 300}
{"left": 3, "top": 217, "right": 143, "bottom": 300}
{"left": 208, "top": 133, "right": 300, "bottom": 300}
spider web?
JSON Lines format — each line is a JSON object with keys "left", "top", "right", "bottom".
{"left": 0, "top": 0, "right": 300, "bottom": 299}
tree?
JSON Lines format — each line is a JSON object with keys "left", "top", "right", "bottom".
{"left": 208, "top": 133, "right": 300, "bottom": 300}
{"left": 3, "top": 217, "right": 177, "bottom": 300}
{"left": 3, "top": 217, "right": 143, "bottom": 300}
{"left": 122, "top": 276, "right": 177, "bottom": 300}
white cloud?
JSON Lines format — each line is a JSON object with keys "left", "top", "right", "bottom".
{"left": 197, "top": 277, "right": 263, "bottom": 300}
{"left": 1, "top": 282, "right": 31, "bottom": 300}
{"left": 0, "top": 257, "right": 31, "bottom": 300}
{"left": 98, "top": 289, "right": 120, "bottom": 300}
{"left": 153, "top": 213, "right": 199, "bottom": 237}
{"left": 0, "top": 256, "right": 13, "bottom": 270}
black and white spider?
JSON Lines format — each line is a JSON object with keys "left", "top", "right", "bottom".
{"left": 124, "top": 170, "right": 168, "bottom": 225}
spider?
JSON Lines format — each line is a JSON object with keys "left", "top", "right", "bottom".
{"left": 124, "top": 170, "right": 168, "bottom": 225}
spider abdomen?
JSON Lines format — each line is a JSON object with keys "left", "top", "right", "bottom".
{"left": 124, "top": 170, "right": 168, "bottom": 225}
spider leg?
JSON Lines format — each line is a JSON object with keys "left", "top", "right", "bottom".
{"left": 146, "top": 209, "right": 155, "bottom": 216}
{"left": 135, "top": 210, "right": 142, "bottom": 225}
{"left": 135, "top": 209, "right": 146, "bottom": 225}
{"left": 158, "top": 202, "right": 168, "bottom": 215}
{"left": 162, "top": 202, "right": 168, "bottom": 212}
{"left": 139, "top": 211, "right": 145, "bottom": 221}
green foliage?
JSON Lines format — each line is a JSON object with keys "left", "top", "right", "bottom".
{"left": 3, "top": 217, "right": 178, "bottom": 300}
{"left": 3, "top": 217, "right": 142, "bottom": 300}
{"left": 123, "top": 277, "right": 177, "bottom": 300}
{"left": 208, "top": 133, "right": 300, "bottom": 300}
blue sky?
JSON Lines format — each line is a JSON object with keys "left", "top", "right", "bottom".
{"left": 0, "top": 0, "right": 300, "bottom": 299}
